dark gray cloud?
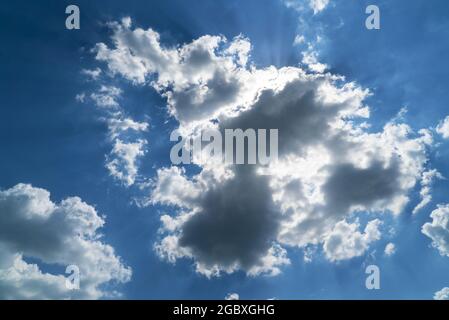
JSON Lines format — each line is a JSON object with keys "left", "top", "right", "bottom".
{"left": 220, "top": 79, "right": 338, "bottom": 156}
{"left": 167, "top": 70, "right": 242, "bottom": 124}
{"left": 323, "top": 160, "right": 401, "bottom": 215}
{"left": 179, "top": 166, "right": 281, "bottom": 271}
{"left": 279, "top": 160, "right": 402, "bottom": 247}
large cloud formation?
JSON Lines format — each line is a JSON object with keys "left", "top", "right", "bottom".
{"left": 92, "top": 18, "right": 432, "bottom": 277}
{"left": 0, "top": 184, "right": 131, "bottom": 299}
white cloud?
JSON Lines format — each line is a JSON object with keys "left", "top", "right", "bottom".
{"left": 225, "top": 293, "right": 240, "bottom": 300}
{"left": 95, "top": 19, "right": 263, "bottom": 128}
{"left": 225, "top": 35, "right": 251, "bottom": 66}
{"left": 107, "top": 117, "right": 149, "bottom": 140}
{"left": 384, "top": 242, "right": 396, "bottom": 256}
{"left": 323, "top": 219, "right": 382, "bottom": 262}
{"left": 302, "top": 51, "right": 328, "bottom": 73}
{"left": 78, "top": 75, "right": 150, "bottom": 188}
{"left": 90, "top": 85, "right": 122, "bottom": 108}
{"left": 309, "top": 0, "right": 330, "bottom": 14}
{"left": 81, "top": 68, "right": 102, "bottom": 80}
{"left": 78, "top": 82, "right": 149, "bottom": 188}
{"left": 434, "top": 287, "right": 449, "bottom": 300}
{"left": 413, "top": 169, "right": 443, "bottom": 215}
{"left": 0, "top": 255, "right": 69, "bottom": 300}
{"left": 148, "top": 166, "right": 202, "bottom": 208}
{"left": 436, "top": 116, "right": 449, "bottom": 139}
{"left": 0, "top": 184, "right": 131, "bottom": 299}
{"left": 91, "top": 19, "right": 431, "bottom": 277}
{"left": 275, "top": 123, "right": 430, "bottom": 249}
{"left": 302, "top": 246, "right": 317, "bottom": 263}
{"left": 422, "top": 204, "right": 449, "bottom": 256}
{"left": 106, "top": 139, "right": 147, "bottom": 187}
{"left": 282, "top": 0, "right": 330, "bottom": 14}
{"left": 75, "top": 93, "right": 86, "bottom": 103}
{"left": 293, "top": 35, "right": 306, "bottom": 46}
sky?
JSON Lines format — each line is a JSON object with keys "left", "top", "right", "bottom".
{"left": 1, "top": 0, "right": 449, "bottom": 300}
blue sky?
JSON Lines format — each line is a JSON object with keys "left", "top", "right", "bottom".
{"left": 1, "top": 0, "right": 449, "bottom": 300}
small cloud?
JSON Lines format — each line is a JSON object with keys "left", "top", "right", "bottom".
{"left": 75, "top": 93, "right": 86, "bottom": 103}
{"left": 107, "top": 117, "right": 149, "bottom": 140}
{"left": 225, "top": 293, "right": 240, "bottom": 300}
{"left": 434, "top": 287, "right": 449, "bottom": 300}
{"left": 309, "top": 0, "right": 330, "bottom": 14}
{"left": 436, "top": 116, "right": 449, "bottom": 139}
{"left": 106, "top": 139, "right": 147, "bottom": 187}
{"left": 413, "top": 169, "right": 443, "bottom": 215}
{"left": 391, "top": 107, "right": 408, "bottom": 123}
{"left": 384, "top": 243, "right": 396, "bottom": 256}
{"left": 422, "top": 204, "right": 449, "bottom": 257}
{"left": 323, "top": 219, "right": 382, "bottom": 262}
{"left": 303, "top": 246, "right": 317, "bottom": 263}
{"left": 90, "top": 85, "right": 122, "bottom": 108}
{"left": 81, "top": 67, "right": 102, "bottom": 80}
{"left": 293, "top": 35, "right": 306, "bottom": 46}
{"left": 302, "top": 51, "right": 328, "bottom": 73}
{"left": 282, "top": 0, "right": 330, "bottom": 14}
